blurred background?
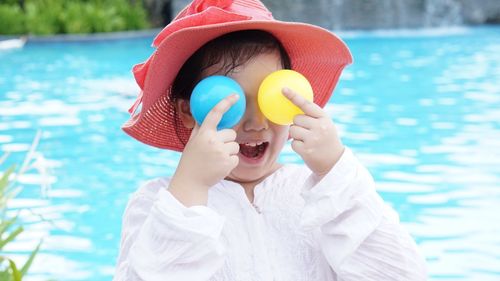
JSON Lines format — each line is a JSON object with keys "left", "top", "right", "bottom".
{"left": 0, "top": 0, "right": 499, "bottom": 280}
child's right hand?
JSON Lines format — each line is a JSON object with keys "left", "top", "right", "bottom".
{"left": 169, "top": 94, "right": 240, "bottom": 206}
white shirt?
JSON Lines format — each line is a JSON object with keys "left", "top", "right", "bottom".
{"left": 113, "top": 148, "right": 427, "bottom": 281}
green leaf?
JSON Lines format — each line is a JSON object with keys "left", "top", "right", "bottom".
{"left": 0, "top": 216, "right": 18, "bottom": 237}
{"left": 0, "top": 132, "right": 44, "bottom": 279}
{"left": 20, "top": 240, "right": 42, "bottom": 276}
{"left": 0, "top": 165, "right": 16, "bottom": 193}
{"left": 0, "top": 269, "right": 13, "bottom": 281}
{"left": 8, "top": 259, "right": 22, "bottom": 281}
{"left": 0, "top": 226, "right": 23, "bottom": 250}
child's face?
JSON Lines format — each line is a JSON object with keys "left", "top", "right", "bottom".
{"left": 219, "top": 51, "right": 289, "bottom": 185}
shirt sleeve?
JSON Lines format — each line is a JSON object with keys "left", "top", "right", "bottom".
{"left": 113, "top": 180, "right": 226, "bottom": 281}
{"left": 300, "top": 148, "right": 427, "bottom": 280}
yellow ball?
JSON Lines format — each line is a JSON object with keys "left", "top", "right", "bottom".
{"left": 258, "top": 70, "right": 314, "bottom": 125}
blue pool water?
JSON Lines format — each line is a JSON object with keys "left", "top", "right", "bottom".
{"left": 1, "top": 26, "right": 499, "bottom": 280}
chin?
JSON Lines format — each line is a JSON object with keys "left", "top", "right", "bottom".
{"left": 228, "top": 167, "right": 265, "bottom": 183}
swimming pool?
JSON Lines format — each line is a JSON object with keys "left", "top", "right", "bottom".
{"left": 1, "top": 26, "right": 499, "bottom": 280}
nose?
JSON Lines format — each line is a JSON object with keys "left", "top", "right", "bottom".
{"left": 241, "top": 98, "right": 268, "bottom": 132}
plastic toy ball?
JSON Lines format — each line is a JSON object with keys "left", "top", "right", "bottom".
{"left": 258, "top": 69, "right": 314, "bottom": 125}
{"left": 190, "top": 76, "right": 246, "bottom": 130}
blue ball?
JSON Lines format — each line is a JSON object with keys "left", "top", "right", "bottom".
{"left": 190, "top": 76, "right": 246, "bottom": 130}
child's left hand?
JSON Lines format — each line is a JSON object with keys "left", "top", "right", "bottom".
{"left": 282, "top": 87, "right": 345, "bottom": 177}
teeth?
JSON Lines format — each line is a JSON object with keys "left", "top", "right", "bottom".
{"left": 243, "top": 141, "right": 264, "bottom": 146}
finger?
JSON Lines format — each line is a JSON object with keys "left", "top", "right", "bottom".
{"left": 291, "top": 139, "right": 306, "bottom": 155}
{"left": 216, "top": 129, "right": 237, "bottom": 143}
{"left": 225, "top": 141, "right": 240, "bottom": 155}
{"left": 200, "top": 94, "right": 239, "bottom": 131}
{"left": 228, "top": 155, "right": 239, "bottom": 168}
{"left": 293, "top": 114, "right": 316, "bottom": 129}
{"left": 282, "top": 87, "right": 325, "bottom": 118}
{"left": 289, "top": 125, "right": 310, "bottom": 141}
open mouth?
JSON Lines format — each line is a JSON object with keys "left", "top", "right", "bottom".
{"left": 239, "top": 141, "right": 269, "bottom": 160}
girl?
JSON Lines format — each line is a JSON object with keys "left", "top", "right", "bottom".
{"left": 114, "top": 0, "right": 427, "bottom": 280}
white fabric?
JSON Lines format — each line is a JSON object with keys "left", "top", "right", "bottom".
{"left": 113, "top": 148, "right": 427, "bottom": 281}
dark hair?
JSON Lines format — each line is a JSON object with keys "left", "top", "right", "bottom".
{"left": 171, "top": 30, "right": 291, "bottom": 101}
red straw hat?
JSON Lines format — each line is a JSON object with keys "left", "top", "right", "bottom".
{"left": 122, "top": 0, "right": 352, "bottom": 152}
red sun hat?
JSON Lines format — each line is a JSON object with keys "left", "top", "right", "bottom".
{"left": 122, "top": 0, "right": 353, "bottom": 152}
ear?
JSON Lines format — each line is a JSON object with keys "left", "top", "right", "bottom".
{"left": 175, "top": 99, "right": 196, "bottom": 129}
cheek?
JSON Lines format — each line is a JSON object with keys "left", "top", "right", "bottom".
{"left": 272, "top": 125, "right": 290, "bottom": 146}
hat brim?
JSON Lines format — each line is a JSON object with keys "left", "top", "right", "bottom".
{"left": 123, "top": 20, "right": 352, "bottom": 151}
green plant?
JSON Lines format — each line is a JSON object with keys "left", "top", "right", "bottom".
{"left": 61, "top": 2, "right": 93, "bottom": 34}
{"left": 85, "top": 3, "right": 127, "bottom": 33}
{"left": 0, "top": 0, "right": 21, "bottom": 5}
{"left": 25, "top": 0, "right": 65, "bottom": 35}
{"left": 115, "top": 0, "right": 149, "bottom": 30}
{"left": 1, "top": 0, "right": 150, "bottom": 35}
{"left": 0, "top": 4, "right": 26, "bottom": 35}
{"left": 0, "top": 132, "right": 44, "bottom": 281}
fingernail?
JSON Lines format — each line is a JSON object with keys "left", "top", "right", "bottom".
{"left": 282, "top": 87, "right": 291, "bottom": 94}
